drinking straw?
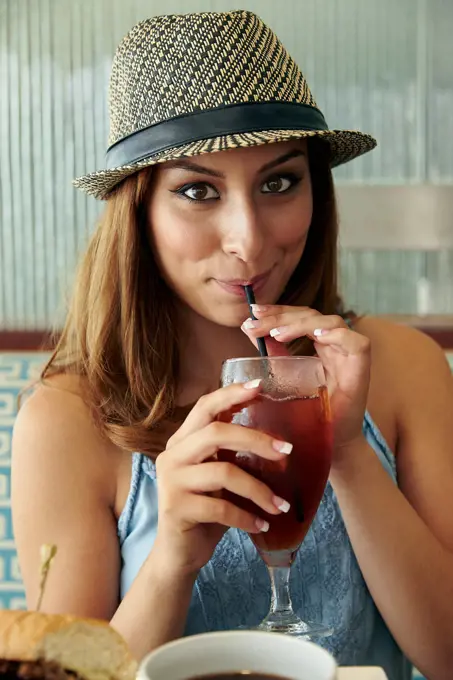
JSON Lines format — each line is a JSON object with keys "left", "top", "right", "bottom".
{"left": 244, "top": 284, "right": 268, "bottom": 357}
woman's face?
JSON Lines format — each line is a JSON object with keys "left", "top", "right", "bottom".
{"left": 148, "top": 140, "right": 313, "bottom": 327}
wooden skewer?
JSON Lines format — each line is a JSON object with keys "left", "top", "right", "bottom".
{"left": 35, "top": 544, "right": 57, "bottom": 612}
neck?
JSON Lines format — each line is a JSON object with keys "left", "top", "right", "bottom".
{"left": 176, "top": 307, "right": 258, "bottom": 406}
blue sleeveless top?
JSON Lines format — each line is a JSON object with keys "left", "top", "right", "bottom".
{"left": 118, "top": 412, "right": 411, "bottom": 680}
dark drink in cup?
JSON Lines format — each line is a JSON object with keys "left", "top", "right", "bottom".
{"left": 219, "top": 356, "right": 334, "bottom": 634}
{"left": 218, "top": 385, "right": 333, "bottom": 565}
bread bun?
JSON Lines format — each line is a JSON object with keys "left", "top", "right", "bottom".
{"left": 0, "top": 610, "right": 137, "bottom": 680}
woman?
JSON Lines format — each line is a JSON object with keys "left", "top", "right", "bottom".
{"left": 11, "top": 10, "right": 453, "bottom": 680}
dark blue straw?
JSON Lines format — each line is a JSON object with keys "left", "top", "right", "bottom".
{"left": 244, "top": 285, "right": 268, "bottom": 357}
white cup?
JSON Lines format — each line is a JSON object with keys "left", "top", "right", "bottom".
{"left": 138, "top": 630, "right": 337, "bottom": 680}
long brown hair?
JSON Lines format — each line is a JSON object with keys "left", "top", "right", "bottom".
{"left": 42, "top": 139, "right": 344, "bottom": 454}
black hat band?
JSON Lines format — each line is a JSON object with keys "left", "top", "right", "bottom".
{"left": 105, "top": 101, "right": 329, "bottom": 170}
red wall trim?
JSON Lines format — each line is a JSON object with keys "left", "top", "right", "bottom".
{"left": 1, "top": 327, "right": 452, "bottom": 351}
{"left": 0, "top": 332, "right": 56, "bottom": 351}
{"left": 420, "top": 329, "right": 453, "bottom": 349}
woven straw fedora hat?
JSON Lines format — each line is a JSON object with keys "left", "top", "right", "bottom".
{"left": 73, "top": 10, "right": 377, "bottom": 200}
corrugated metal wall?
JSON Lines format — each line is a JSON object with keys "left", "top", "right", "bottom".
{"left": 1, "top": 0, "right": 453, "bottom": 329}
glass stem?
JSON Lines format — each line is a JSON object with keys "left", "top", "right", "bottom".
{"left": 268, "top": 566, "right": 293, "bottom": 616}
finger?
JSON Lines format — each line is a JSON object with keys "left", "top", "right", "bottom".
{"left": 243, "top": 314, "right": 347, "bottom": 344}
{"left": 168, "top": 380, "right": 263, "bottom": 447}
{"left": 249, "top": 304, "right": 315, "bottom": 318}
{"left": 184, "top": 494, "right": 273, "bottom": 534}
{"left": 163, "top": 420, "right": 292, "bottom": 467}
{"left": 176, "top": 462, "right": 290, "bottom": 516}
{"left": 313, "top": 327, "right": 371, "bottom": 357}
{"left": 244, "top": 332, "right": 290, "bottom": 357}
{"left": 241, "top": 307, "right": 317, "bottom": 337}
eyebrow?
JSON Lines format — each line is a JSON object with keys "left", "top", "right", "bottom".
{"left": 163, "top": 148, "right": 305, "bottom": 179}
{"left": 259, "top": 149, "right": 305, "bottom": 172}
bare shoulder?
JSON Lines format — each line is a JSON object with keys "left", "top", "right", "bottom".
{"left": 11, "top": 374, "right": 126, "bottom": 616}
{"left": 354, "top": 321, "right": 453, "bottom": 553}
{"left": 14, "top": 375, "right": 120, "bottom": 501}
{"left": 354, "top": 316, "right": 453, "bottom": 445}
{"left": 354, "top": 315, "right": 451, "bottom": 381}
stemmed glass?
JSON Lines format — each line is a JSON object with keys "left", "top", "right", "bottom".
{"left": 219, "top": 356, "right": 333, "bottom": 637}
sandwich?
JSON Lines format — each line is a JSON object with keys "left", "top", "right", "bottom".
{"left": 0, "top": 610, "right": 137, "bottom": 680}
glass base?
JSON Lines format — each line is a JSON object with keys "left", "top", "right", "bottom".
{"left": 254, "top": 611, "right": 333, "bottom": 638}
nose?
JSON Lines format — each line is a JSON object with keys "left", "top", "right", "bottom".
{"left": 221, "top": 199, "right": 265, "bottom": 263}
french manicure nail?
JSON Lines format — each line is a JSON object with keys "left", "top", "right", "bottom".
{"left": 269, "top": 327, "right": 281, "bottom": 337}
{"left": 314, "top": 328, "right": 329, "bottom": 337}
{"left": 272, "top": 439, "right": 293, "bottom": 455}
{"left": 243, "top": 378, "right": 262, "bottom": 390}
{"left": 243, "top": 318, "right": 260, "bottom": 330}
{"left": 273, "top": 496, "right": 291, "bottom": 513}
{"left": 256, "top": 518, "right": 270, "bottom": 532}
{"left": 251, "top": 304, "right": 268, "bottom": 313}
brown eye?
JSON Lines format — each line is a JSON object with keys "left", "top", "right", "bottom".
{"left": 262, "top": 175, "right": 298, "bottom": 194}
{"left": 266, "top": 177, "right": 284, "bottom": 192}
{"left": 188, "top": 185, "right": 208, "bottom": 200}
{"left": 180, "top": 183, "right": 219, "bottom": 201}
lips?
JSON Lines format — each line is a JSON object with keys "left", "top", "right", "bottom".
{"left": 214, "top": 268, "right": 272, "bottom": 298}
{"left": 216, "top": 269, "right": 272, "bottom": 287}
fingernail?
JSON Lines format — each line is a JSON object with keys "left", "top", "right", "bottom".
{"left": 272, "top": 439, "right": 293, "bottom": 455}
{"left": 256, "top": 518, "right": 270, "bottom": 532}
{"left": 243, "top": 378, "right": 262, "bottom": 390}
{"left": 243, "top": 318, "right": 260, "bottom": 330}
{"left": 269, "top": 327, "right": 281, "bottom": 337}
{"left": 251, "top": 304, "right": 268, "bottom": 314}
{"left": 314, "top": 328, "right": 329, "bottom": 337}
{"left": 273, "top": 496, "right": 291, "bottom": 513}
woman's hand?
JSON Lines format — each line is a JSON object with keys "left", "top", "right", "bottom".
{"left": 153, "top": 382, "right": 292, "bottom": 577}
{"left": 241, "top": 305, "right": 371, "bottom": 452}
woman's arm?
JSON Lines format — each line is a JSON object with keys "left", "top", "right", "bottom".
{"left": 12, "top": 379, "right": 287, "bottom": 661}
{"left": 109, "top": 547, "right": 196, "bottom": 657}
{"left": 329, "top": 320, "right": 453, "bottom": 680}
{"left": 11, "top": 384, "right": 195, "bottom": 658}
